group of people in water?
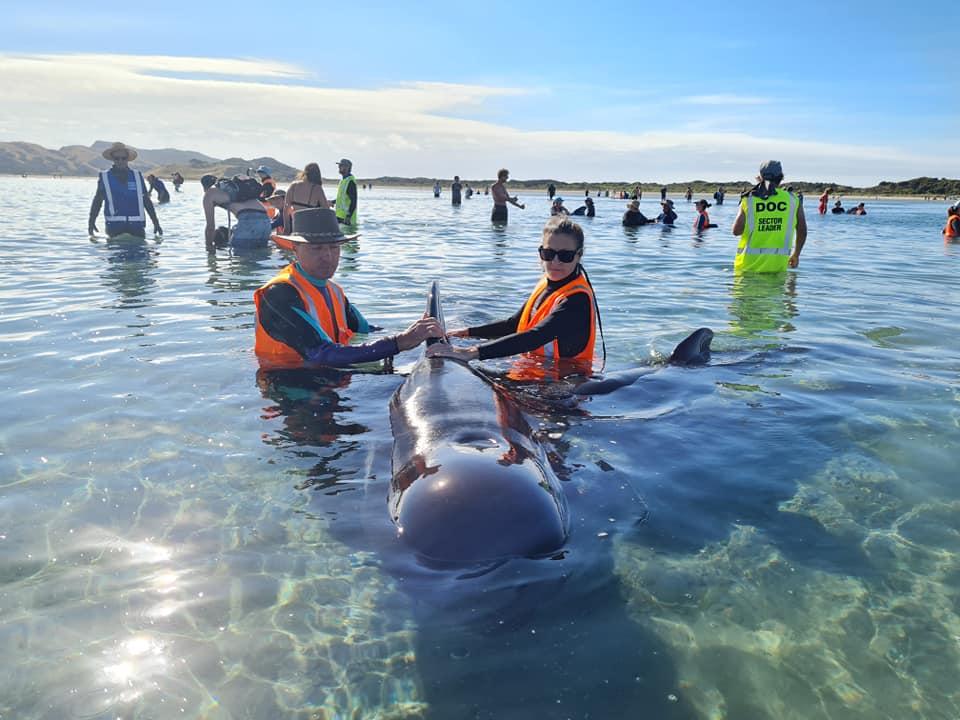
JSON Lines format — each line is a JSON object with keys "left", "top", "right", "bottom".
{"left": 87, "top": 142, "right": 361, "bottom": 251}
{"left": 251, "top": 159, "right": 807, "bottom": 374}
{"left": 86, "top": 141, "right": 958, "bottom": 379}
{"left": 255, "top": 205, "right": 596, "bottom": 374}
{"left": 84, "top": 145, "right": 806, "bottom": 373}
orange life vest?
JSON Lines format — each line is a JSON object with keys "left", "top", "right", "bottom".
{"left": 254, "top": 264, "right": 355, "bottom": 369}
{"left": 516, "top": 272, "right": 596, "bottom": 362}
{"left": 694, "top": 209, "right": 711, "bottom": 230}
{"left": 945, "top": 212, "right": 960, "bottom": 238}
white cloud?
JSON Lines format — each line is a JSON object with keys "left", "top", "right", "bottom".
{"left": 19, "top": 52, "right": 310, "bottom": 80}
{"left": 0, "top": 52, "right": 954, "bottom": 185}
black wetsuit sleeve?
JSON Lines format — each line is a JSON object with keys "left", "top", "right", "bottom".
{"left": 258, "top": 283, "right": 399, "bottom": 367}
{"left": 476, "top": 293, "right": 591, "bottom": 360}
{"left": 347, "top": 181, "right": 357, "bottom": 219}
{"left": 466, "top": 309, "right": 522, "bottom": 339}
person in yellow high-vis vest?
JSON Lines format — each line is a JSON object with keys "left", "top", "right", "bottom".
{"left": 731, "top": 160, "right": 807, "bottom": 272}
{"left": 334, "top": 158, "right": 358, "bottom": 225}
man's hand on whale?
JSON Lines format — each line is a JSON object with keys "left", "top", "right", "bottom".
{"left": 396, "top": 316, "right": 445, "bottom": 351}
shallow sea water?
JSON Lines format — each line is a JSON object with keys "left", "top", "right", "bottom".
{"left": 1, "top": 178, "right": 958, "bottom": 719}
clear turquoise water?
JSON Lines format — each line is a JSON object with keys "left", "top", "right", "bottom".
{"left": 1, "top": 178, "right": 958, "bottom": 719}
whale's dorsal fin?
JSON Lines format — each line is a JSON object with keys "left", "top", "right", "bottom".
{"left": 425, "top": 280, "right": 447, "bottom": 346}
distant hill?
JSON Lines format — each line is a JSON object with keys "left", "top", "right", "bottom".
{"left": 148, "top": 156, "right": 297, "bottom": 182}
{"left": 0, "top": 141, "right": 103, "bottom": 175}
{"left": 0, "top": 141, "right": 296, "bottom": 181}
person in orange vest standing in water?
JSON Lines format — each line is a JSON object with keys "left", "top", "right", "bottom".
{"left": 255, "top": 166, "right": 277, "bottom": 199}
{"left": 944, "top": 202, "right": 960, "bottom": 239}
{"left": 694, "top": 199, "right": 718, "bottom": 232}
{"left": 254, "top": 209, "right": 441, "bottom": 369}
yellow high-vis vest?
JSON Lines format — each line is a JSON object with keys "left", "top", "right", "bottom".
{"left": 735, "top": 189, "right": 798, "bottom": 273}
{"left": 335, "top": 174, "right": 357, "bottom": 225}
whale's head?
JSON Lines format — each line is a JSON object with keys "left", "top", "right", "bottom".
{"left": 390, "top": 429, "right": 568, "bottom": 566}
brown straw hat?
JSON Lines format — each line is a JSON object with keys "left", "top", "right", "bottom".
{"left": 276, "top": 208, "right": 359, "bottom": 244}
{"left": 101, "top": 142, "right": 138, "bottom": 161}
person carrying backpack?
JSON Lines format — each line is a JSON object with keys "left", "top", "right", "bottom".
{"left": 202, "top": 174, "right": 272, "bottom": 251}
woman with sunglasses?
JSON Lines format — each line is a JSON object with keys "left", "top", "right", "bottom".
{"left": 426, "top": 218, "right": 597, "bottom": 369}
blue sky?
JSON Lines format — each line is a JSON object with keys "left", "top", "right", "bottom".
{"left": 2, "top": 0, "right": 957, "bottom": 183}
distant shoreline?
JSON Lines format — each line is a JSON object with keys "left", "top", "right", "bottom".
{"left": 2, "top": 173, "right": 955, "bottom": 202}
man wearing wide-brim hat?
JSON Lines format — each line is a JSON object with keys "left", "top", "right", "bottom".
{"left": 622, "top": 199, "right": 655, "bottom": 227}
{"left": 253, "top": 208, "right": 442, "bottom": 369}
{"left": 88, "top": 142, "right": 162, "bottom": 238}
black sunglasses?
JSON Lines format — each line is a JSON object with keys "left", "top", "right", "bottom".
{"left": 539, "top": 247, "right": 580, "bottom": 263}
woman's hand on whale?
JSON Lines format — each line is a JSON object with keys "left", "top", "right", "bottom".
{"left": 425, "top": 342, "right": 479, "bottom": 360}
{"left": 396, "top": 317, "right": 444, "bottom": 351}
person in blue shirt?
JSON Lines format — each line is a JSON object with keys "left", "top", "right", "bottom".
{"left": 88, "top": 142, "right": 162, "bottom": 238}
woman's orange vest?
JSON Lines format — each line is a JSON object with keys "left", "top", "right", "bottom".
{"left": 945, "top": 212, "right": 960, "bottom": 238}
{"left": 516, "top": 272, "right": 596, "bottom": 362}
{"left": 254, "top": 264, "right": 355, "bottom": 369}
{"left": 694, "top": 209, "right": 711, "bottom": 230}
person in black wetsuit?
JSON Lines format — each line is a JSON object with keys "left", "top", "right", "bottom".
{"left": 451, "top": 175, "right": 463, "bottom": 206}
{"left": 254, "top": 209, "right": 442, "bottom": 368}
{"left": 622, "top": 200, "right": 655, "bottom": 226}
{"left": 571, "top": 197, "right": 595, "bottom": 217}
{"left": 146, "top": 174, "right": 171, "bottom": 204}
{"left": 426, "top": 218, "right": 597, "bottom": 366}
{"left": 658, "top": 198, "right": 678, "bottom": 225}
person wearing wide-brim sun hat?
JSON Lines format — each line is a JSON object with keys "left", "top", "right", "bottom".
{"left": 622, "top": 199, "right": 656, "bottom": 227}
{"left": 657, "top": 198, "right": 678, "bottom": 226}
{"left": 88, "top": 142, "right": 162, "bottom": 238}
{"left": 253, "top": 208, "right": 442, "bottom": 370}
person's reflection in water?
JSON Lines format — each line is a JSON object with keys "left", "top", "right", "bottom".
{"left": 727, "top": 271, "right": 798, "bottom": 346}
{"left": 257, "top": 367, "right": 373, "bottom": 492}
{"left": 206, "top": 245, "right": 275, "bottom": 294}
{"left": 99, "top": 236, "right": 159, "bottom": 308}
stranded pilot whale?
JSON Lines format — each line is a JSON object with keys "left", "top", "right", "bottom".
{"left": 388, "top": 282, "right": 568, "bottom": 565}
